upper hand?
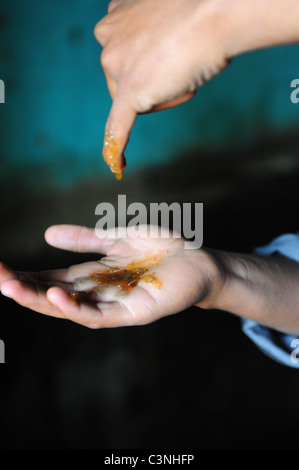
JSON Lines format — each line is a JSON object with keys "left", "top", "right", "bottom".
{"left": 94, "top": 0, "right": 231, "bottom": 178}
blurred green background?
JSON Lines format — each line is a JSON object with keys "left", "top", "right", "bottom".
{"left": 0, "top": 0, "right": 299, "bottom": 258}
{"left": 0, "top": 0, "right": 298, "bottom": 185}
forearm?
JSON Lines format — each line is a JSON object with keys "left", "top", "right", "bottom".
{"left": 199, "top": 249, "right": 299, "bottom": 336}
{"left": 219, "top": 0, "right": 299, "bottom": 57}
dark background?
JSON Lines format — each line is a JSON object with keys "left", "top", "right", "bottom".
{"left": 1, "top": 0, "right": 299, "bottom": 449}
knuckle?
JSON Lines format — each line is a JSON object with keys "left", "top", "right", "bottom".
{"left": 94, "top": 20, "right": 108, "bottom": 45}
{"left": 100, "top": 48, "right": 111, "bottom": 69}
{"left": 85, "top": 315, "right": 104, "bottom": 329}
{"left": 100, "top": 45, "right": 118, "bottom": 71}
{"left": 135, "top": 92, "right": 155, "bottom": 113}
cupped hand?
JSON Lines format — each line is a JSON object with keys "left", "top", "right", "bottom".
{"left": 0, "top": 225, "right": 220, "bottom": 328}
{"left": 94, "top": 0, "right": 231, "bottom": 177}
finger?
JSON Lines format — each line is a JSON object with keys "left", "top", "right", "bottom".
{"left": 47, "top": 287, "right": 133, "bottom": 328}
{"left": 45, "top": 225, "right": 116, "bottom": 254}
{"left": 0, "top": 279, "right": 64, "bottom": 319}
{"left": 38, "top": 260, "right": 111, "bottom": 285}
{"left": 38, "top": 267, "right": 70, "bottom": 283}
{"left": 106, "top": 75, "right": 117, "bottom": 100}
{"left": 103, "top": 91, "right": 137, "bottom": 180}
{"left": 0, "top": 263, "right": 72, "bottom": 292}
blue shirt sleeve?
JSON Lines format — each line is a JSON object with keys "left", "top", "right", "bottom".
{"left": 241, "top": 233, "right": 299, "bottom": 368}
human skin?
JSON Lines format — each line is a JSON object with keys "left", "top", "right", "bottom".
{"left": 1, "top": 225, "right": 299, "bottom": 335}
{"left": 94, "top": 0, "right": 299, "bottom": 177}
{"left": 1, "top": 0, "right": 299, "bottom": 332}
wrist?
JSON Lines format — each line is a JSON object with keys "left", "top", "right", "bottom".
{"left": 193, "top": 248, "right": 230, "bottom": 310}
{"left": 195, "top": 248, "right": 251, "bottom": 312}
{"left": 211, "top": 0, "right": 299, "bottom": 59}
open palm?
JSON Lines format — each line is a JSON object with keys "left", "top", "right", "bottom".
{"left": 0, "top": 225, "right": 215, "bottom": 328}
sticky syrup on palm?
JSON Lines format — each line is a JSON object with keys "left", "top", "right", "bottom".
{"left": 90, "top": 255, "right": 165, "bottom": 291}
{"left": 69, "top": 252, "right": 169, "bottom": 302}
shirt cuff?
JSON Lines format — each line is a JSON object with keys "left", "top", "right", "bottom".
{"left": 241, "top": 233, "right": 299, "bottom": 368}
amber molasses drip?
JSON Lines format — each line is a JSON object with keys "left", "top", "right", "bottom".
{"left": 103, "top": 131, "right": 126, "bottom": 180}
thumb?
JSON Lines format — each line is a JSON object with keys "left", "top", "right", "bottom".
{"left": 150, "top": 91, "right": 195, "bottom": 112}
{"left": 102, "top": 91, "right": 137, "bottom": 180}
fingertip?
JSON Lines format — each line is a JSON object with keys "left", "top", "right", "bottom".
{"left": 0, "top": 279, "right": 23, "bottom": 299}
{"left": 103, "top": 93, "right": 137, "bottom": 177}
{"left": 46, "top": 286, "right": 59, "bottom": 305}
{"left": 44, "top": 225, "right": 60, "bottom": 245}
{"left": 0, "top": 282, "right": 12, "bottom": 298}
{"left": 46, "top": 287, "right": 104, "bottom": 328}
{"left": 47, "top": 286, "right": 76, "bottom": 309}
{"left": 44, "top": 224, "right": 83, "bottom": 250}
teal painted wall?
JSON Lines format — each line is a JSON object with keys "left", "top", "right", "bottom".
{"left": 0, "top": 0, "right": 299, "bottom": 187}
